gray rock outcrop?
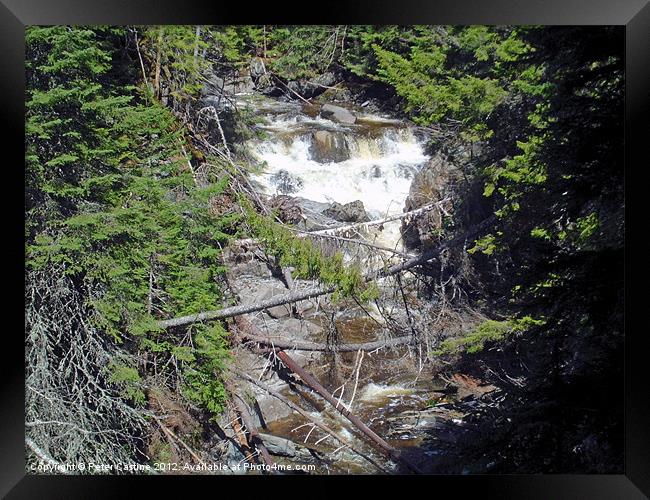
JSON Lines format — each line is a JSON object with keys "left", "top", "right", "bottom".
{"left": 310, "top": 130, "right": 350, "bottom": 163}
{"left": 320, "top": 103, "right": 357, "bottom": 124}
{"left": 401, "top": 153, "right": 461, "bottom": 250}
{"left": 323, "top": 200, "right": 370, "bottom": 223}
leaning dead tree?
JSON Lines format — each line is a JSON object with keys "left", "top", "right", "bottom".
{"left": 231, "top": 368, "right": 390, "bottom": 474}
{"left": 234, "top": 199, "right": 452, "bottom": 258}
{"left": 274, "top": 349, "right": 422, "bottom": 474}
{"left": 304, "top": 198, "right": 451, "bottom": 237}
{"left": 157, "top": 215, "right": 496, "bottom": 330}
{"left": 26, "top": 266, "right": 147, "bottom": 470}
{"left": 232, "top": 317, "right": 422, "bottom": 474}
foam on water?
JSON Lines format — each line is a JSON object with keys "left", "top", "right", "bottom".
{"left": 250, "top": 120, "right": 427, "bottom": 222}
{"left": 246, "top": 105, "right": 430, "bottom": 248}
{"left": 358, "top": 383, "right": 415, "bottom": 402}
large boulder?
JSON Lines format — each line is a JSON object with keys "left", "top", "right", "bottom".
{"left": 201, "top": 68, "right": 254, "bottom": 98}
{"left": 295, "top": 198, "right": 340, "bottom": 231}
{"left": 320, "top": 103, "right": 357, "bottom": 124}
{"left": 268, "top": 195, "right": 305, "bottom": 225}
{"left": 310, "top": 130, "right": 350, "bottom": 163}
{"left": 285, "top": 72, "right": 337, "bottom": 99}
{"left": 311, "top": 71, "right": 336, "bottom": 88}
{"left": 323, "top": 200, "right": 370, "bottom": 223}
{"left": 258, "top": 433, "right": 313, "bottom": 458}
{"left": 401, "top": 153, "right": 461, "bottom": 250}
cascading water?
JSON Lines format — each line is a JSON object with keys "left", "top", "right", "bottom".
{"left": 231, "top": 96, "right": 449, "bottom": 473}
{"left": 243, "top": 98, "right": 430, "bottom": 248}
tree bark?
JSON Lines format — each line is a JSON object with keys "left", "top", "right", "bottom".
{"left": 237, "top": 331, "right": 412, "bottom": 353}
{"left": 232, "top": 368, "right": 389, "bottom": 473}
{"left": 274, "top": 349, "right": 423, "bottom": 474}
{"left": 158, "top": 284, "right": 335, "bottom": 329}
{"left": 157, "top": 215, "right": 497, "bottom": 330}
{"left": 153, "top": 27, "right": 163, "bottom": 98}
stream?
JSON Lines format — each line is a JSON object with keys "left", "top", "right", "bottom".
{"left": 224, "top": 94, "right": 469, "bottom": 474}
{"left": 244, "top": 97, "right": 429, "bottom": 248}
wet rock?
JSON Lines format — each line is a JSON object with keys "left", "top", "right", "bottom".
{"left": 279, "top": 317, "right": 322, "bottom": 338}
{"left": 285, "top": 72, "right": 336, "bottom": 100}
{"left": 310, "top": 130, "right": 350, "bottom": 163}
{"left": 295, "top": 198, "right": 340, "bottom": 231}
{"left": 252, "top": 388, "right": 294, "bottom": 424}
{"left": 312, "top": 71, "right": 336, "bottom": 89}
{"left": 396, "top": 164, "right": 418, "bottom": 179}
{"left": 261, "top": 84, "right": 285, "bottom": 98}
{"left": 320, "top": 103, "right": 357, "bottom": 124}
{"left": 269, "top": 317, "right": 324, "bottom": 368}
{"left": 201, "top": 68, "right": 255, "bottom": 98}
{"left": 401, "top": 153, "right": 461, "bottom": 250}
{"left": 222, "top": 441, "right": 248, "bottom": 474}
{"left": 270, "top": 169, "right": 304, "bottom": 195}
{"left": 201, "top": 74, "right": 225, "bottom": 97}
{"left": 229, "top": 260, "right": 270, "bottom": 281}
{"left": 323, "top": 200, "right": 370, "bottom": 223}
{"left": 295, "top": 298, "right": 317, "bottom": 317}
{"left": 259, "top": 433, "right": 314, "bottom": 459}
{"left": 369, "top": 165, "right": 382, "bottom": 178}
{"left": 267, "top": 304, "right": 292, "bottom": 319}
{"left": 268, "top": 195, "right": 305, "bottom": 225}
{"left": 287, "top": 80, "right": 308, "bottom": 97}
{"left": 259, "top": 432, "right": 297, "bottom": 457}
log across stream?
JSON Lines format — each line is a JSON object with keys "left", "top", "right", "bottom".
{"left": 198, "top": 94, "right": 480, "bottom": 474}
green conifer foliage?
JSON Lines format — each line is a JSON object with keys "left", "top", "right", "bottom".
{"left": 26, "top": 26, "right": 232, "bottom": 422}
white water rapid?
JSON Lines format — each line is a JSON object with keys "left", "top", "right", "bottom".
{"left": 242, "top": 98, "right": 430, "bottom": 248}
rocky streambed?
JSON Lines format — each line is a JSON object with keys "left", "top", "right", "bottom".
{"left": 203, "top": 91, "right": 494, "bottom": 474}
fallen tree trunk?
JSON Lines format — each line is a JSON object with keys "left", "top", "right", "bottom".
{"left": 226, "top": 381, "right": 277, "bottom": 473}
{"left": 157, "top": 216, "right": 496, "bottom": 330}
{"left": 290, "top": 230, "right": 414, "bottom": 257}
{"left": 237, "top": 331, "right": 413, "bottom": 352}
{"left": 232, "top": 368, "right": 389, "bottom": 474}
{"left": 222, "top": 200, "right": 449, "bottom": 257}
{"left": 306, "top": 199, "right": 450, "bottom": 237}
{"left": 274, "top": 349, "right": 423, "bottom": 474}
{"left": 234, "top": 232, "right": 412, "bottom": 257}
{"left": 158, "top": 284, "right": 335, "bottom": 329}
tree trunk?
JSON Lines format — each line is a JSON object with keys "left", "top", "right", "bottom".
{"left": 153, "top": 27, "right": 163, "bottom": 98}
{"left": 274, "top": 349, "right": 423, "bottom": 474}
{"left": 157, "top": 216, "right": 497, "bottom": 330}
{"left": 232, "top": 368, "right": 389, "bottom": 473}
{"left": 236, "top": 330, "right": 413, "bottom": 353}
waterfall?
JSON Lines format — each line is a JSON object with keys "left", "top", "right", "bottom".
{"left": 245, "top": 100, "right": 430, "bottom": 247}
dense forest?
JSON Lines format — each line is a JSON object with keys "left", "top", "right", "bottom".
{"left": 25, "top": 25, "right": 623, "bottom": 474}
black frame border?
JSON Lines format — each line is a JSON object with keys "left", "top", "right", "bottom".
{"left": 3, "top": 0, "right": 648, "bottom": 497}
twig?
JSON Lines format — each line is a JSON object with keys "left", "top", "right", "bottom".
{"left": 231, "top": 368, "right": 389, "bottom": 474}
{"left": 26, "top": 437, "right": 68, "bottom": 474}
{"left": 152, "top": 415, "right": 206, "bottom": 467}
